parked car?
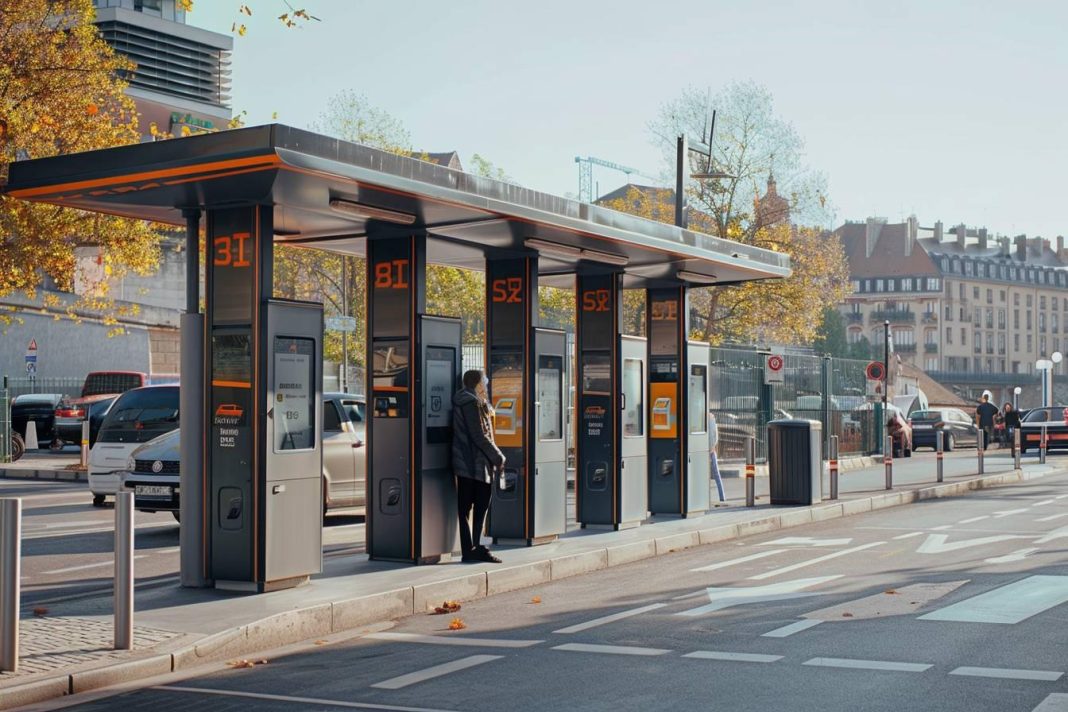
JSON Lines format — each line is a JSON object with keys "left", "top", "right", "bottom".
{"left": 88, "top": 385, "right": 179, "bottom": 506}
{"left": 120, "top": 392, "right": 366, "bottom": 519}
{"left": 1019, "top": 406, "right": 1068, "bottom": 454}
{"left": 53, "top": 396, "right": 116, "bottom": 450}
{"left": 123, "top": 429, "right": 181, "bottom": 521}
{"left": 909, "top": 408, "right": 980, "bottom": 451}
{"left": 54, "top": 371, "right": 176, "bottom": 449}
{"left": 11, "top": 393, "right": 65, "bottom": 445}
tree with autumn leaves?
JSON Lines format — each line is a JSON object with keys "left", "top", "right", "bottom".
{"left": 0, "top": 0, "right": 160, "bottom": 306}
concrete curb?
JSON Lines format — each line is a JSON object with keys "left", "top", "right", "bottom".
{"left": 0, "top": 467, "right": 86, "bottom": 482}
{"left": 0, "top": 463, "right": 1057, "bottom": 710}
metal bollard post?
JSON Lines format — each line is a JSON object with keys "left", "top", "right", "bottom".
{"left": 936, "top": 430, "right": 944, "bottom": 483}
{"left": 977, "top": 430, "right": 985, "bottom": 475}
{"left": 80, "top": 420, "right": 90, "bottom": 469}
{"left": 745, "top": 437, "right": 756, "bottom": 507}
{"left": 1040, "top": 427, "right": 1048, "bottom": 464}
{"left": 1, "top": 498, "right": 21, "bottom": 672}
{"left": 1014, "top": 428, "right": 1021, "bottom": 470}
{"left": 829, "top": 435, "right": 839, "bottom": 500}
{"left": 884, "top": 435, "right": 893, "bottom": 490}
{"left": 114, "top": 492, "right": 134, "bottom": 650}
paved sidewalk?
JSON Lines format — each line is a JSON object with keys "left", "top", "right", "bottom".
{"left": 0, "top": 451, "right": 84, "bottom": 481}
{"left": 1, "top": 448, "right": 1062, "bottom": 709}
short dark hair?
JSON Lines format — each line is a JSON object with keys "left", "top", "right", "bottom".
{"left": 462, "top": 369, "right": 484, "bottom": 389}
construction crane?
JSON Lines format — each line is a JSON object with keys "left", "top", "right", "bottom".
{"left": 574, "top": 156, "right": 658, "bottom": 203}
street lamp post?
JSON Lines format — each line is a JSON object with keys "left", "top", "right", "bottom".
{"left": 1013, "top": 386, "right": 1022, "bottom": 411}
{"left": 1052, "top": 352, "right": 1063, "bottom": 405}
{"left": 1037, "top": 352, "right": 1062, "bottom": 408}
{"left": 883, "top": 320, "right": 890, "bottom": 413}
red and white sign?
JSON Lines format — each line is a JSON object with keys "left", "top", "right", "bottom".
{"left": 865, "top": 361, "right": 886, "bottom": 381}
{"left": 764, "top": 353, "right": 785, "bottom": 385}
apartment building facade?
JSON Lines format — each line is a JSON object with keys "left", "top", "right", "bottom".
{"left": 836, "top": 217, "right": 1068, "bottom": 398}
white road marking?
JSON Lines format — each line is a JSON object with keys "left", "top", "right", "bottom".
{"left": 690, "top": 550, "right": 786, "bottom": 572}
{"left": 1036, "top": 526, "right": 1068, "bottom": 544}
{"left": 1033, "top": 693, "right": 1068, "bottom": 711}
{"left": 759, "top": 537, "right": 853, "bottom": 547}
{"left": 959, "top": 516, "right": 990, "bottom": 524}
{"left": 931, "top": 525, "right": 952, "bottom": 531}
{"left": 803, "top": 657, "right": 931, "bottom": 673}
{"left": 553, "top": 603, "right": 666, "bottom": 634}
{"left": 155, "top": 547, "right": 181, "bottom": 555}
{"left": 1036, "top": 513, "right": 1068, "bottom": 523}
{"left": 41, "top": 555, "right": 147, "bottom": 575}
{"left": 950, "top": 666, "right": 1063, "bottom": 682}
{"left": 365, "top": 632, "right": 541, "bottom": 648}
{"left": 1032, "top": 499, "right": 1056, "bottom": 507}
{"left": 748, "top": 542, "right": 884, "bottom": 580}
{"left": 552, "top": 643, "right": 670, "bottom": 656}
{"left": 155, "top": 685, "right": 460, "bottom": 711}
{"left": 684, "top": 651, "right": 782, "bottom": 663}
{"left": 915, "top": 533, "right": 1028, "bottom": 555}
{"left": 985, "top": 548, "right": 1041, "bottom": 564}
{"left": 762, "top": 620, "right": 822, "bottom": 638}
{"left": 1057, "top": 495, "right": 1068, "bottom": 500}
{"left": 993, "top": 508, "right": 1030, "bottom": 518}
{"left": 920, "top": 575, "right": 1068, "bottom": 624}
{"left": 676, "top": 576, "right": 841, "bottom": 617}
{"left": 371, "top": 655, "right": 503, "bottom": 690}
{"left": 893, "top": 532, "right": 925, "bottom": 540}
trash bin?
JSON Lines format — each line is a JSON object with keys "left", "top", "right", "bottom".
{"left": 767, "top": 418, "right": 822, "bottom": 505}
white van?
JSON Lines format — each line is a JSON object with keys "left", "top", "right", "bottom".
{"left": 88, "top": 385, "right": 179, "bottom": 506}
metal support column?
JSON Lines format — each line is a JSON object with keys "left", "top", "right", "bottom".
{"left": 936, "top": 430, "right": 944, "bottom": 483}
{"left": 114, "top": 492, "right": 133, "bottom": 650}
{"left": 675, "top": 135, "right": 687, "bottom": 228}
{"left": 828, "top": 435, "right": 839, "bottom": 500}
{"left": 0, "top": 498, "right": 20, "bottom": 672}
{"left": 884, "top": 435, "right": 893, "bottom": 489}
{"left": 745, "top": 437, "right": 756, "bottom": 507}
{"left": 977, "top": 431, "right": 985, "bottom": 475}
{"left": 1014, "top": 428, "right": 1021, "bottom": 470}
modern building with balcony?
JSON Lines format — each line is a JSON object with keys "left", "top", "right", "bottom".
{"left": 836, "top": 216, "right": 1065, "bottom": 403}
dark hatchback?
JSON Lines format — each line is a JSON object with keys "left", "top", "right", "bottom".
{"left": 11, "top": 393, "right": 65, "bottom": 444}
{"left": 1019, "top": 406, "right": 1068, "bottom": 453}
{"left": 909, "top": 408, "right": 980, "bottom": 451}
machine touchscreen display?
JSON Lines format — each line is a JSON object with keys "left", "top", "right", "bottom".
{"left": 273, "top": 337, "right": 315, "bottom": 452}
{"left": 537, "top": 355, "right": 563, "bottom": 441}
{"left": 689, "top": 364, "right": 708, "bottom": 434}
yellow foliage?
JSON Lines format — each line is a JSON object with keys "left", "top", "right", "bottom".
{"left": 0, "top": 0, "right": 161, "bottom": 299}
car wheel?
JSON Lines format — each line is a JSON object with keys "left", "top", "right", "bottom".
{"left": 49, "top": 438, "right": 64, "bottom": 452}
{"left": 172, "top": 511, "right": 181, "bottom": 523}
{"left": 322, "top": 476, "right": 329, "bottom": 518}
{"left": 945, "top": 434, "right": 955, "bottom": 452}
{"left": 92, "top": 494, "right": 106, "bottom": 507}
{"left": 10, "top": 432, "right": 25, "bottom": 462}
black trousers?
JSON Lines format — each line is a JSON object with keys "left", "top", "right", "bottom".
{"left": 456, "top": 477, "right": 492, "bottom": 556}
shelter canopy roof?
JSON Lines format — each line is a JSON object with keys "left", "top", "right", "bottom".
{"left": 6, "top": 124, "right": 790, "bottom": 287}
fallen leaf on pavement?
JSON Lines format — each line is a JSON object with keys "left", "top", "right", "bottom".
{"left": 448, "top": 618, "right": 466, "bottom": 630}
{"left": 33, "top": 607, "right": 48, "bottom": 617}
{"left": 884, "top": 589, "right": 897, "bottom": 595}
{"left": 842, "top": 612, "right": 854, "bottom": 618}
{"left": 531, "top": 596, "right": 542, "bottom": 604}
{"left": 315, "top": 640, "right": 328, "bottom": 645}
{"left": 433, "top": 600, "right": 462, "bottom": 615}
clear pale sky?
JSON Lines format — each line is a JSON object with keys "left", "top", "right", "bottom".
{"left": 192, "top": 0, "right": 1068, "bottom": 238}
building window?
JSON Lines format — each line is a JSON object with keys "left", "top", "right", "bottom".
{"left": 901, "top": 278, "right": 913, "bottom": 291}
{"left": 1027, "top": 295, "right": 1033, "bottom": 307}
{"left": 851, "top": 302, "right": 861, "bottom": 313}
{"left": 962, "top": 329, "right": 967, "bottom": 345}
{"left": 894, "top": 329, "right": 915, "bottom": 346}
{"left": 986, "top": 289, "right": 993, "bottom": 304}
{"left": 925, "top": 357, "right": 938, "bottom": 371}
{"left": 973, "top": 287, "right": 980, "bottom": 300}
{"left": 1041, "top": 336, "right": 1047, "bottom": 354}
{"left": 986, "top": 308, "right": 993, "bottom": 328}
{"left": 998, "top": 333, "right": 1006, "bottom": 355}
{"left": 887, "top": 279, "right": 896, "bottom": 291}
{"left": 945, "top": 305, "right": 952, "bottom": 320}
{"left": 998, "top": 309, "right": 1005, "bottom": 329}
{"left": 864, "top": 279, "right": 871, "bottom": 291}
{"left": 1055, "top": 298, "right": 1060, "bottom": 312}
{"left": 965, "top": 261, "right": 974, "bottom": 276}
{"left": 875, "top": 279, "right": 884, "bottom": 292}
{"left": 1041, "top": 296, "right": 1047, "bottom": 310}
{"left": 1055, "top": 315, "right": 1060, "bottom": 334}
{"left": 1014, "top": 309, "right": 1020, "bottom": 329}
{"left": 1014, "top": 334, "right": 1020, "bottom": 351}
{"left": 978, "top": 263, "right": 987, "bottom": 278}
{"left": 851, "top": 280, "right": 860, "bottom": 292}
{"left": 1000, "top": 290, "right": 1006, "bottom": 302}
{"left": 986, "top": 333, "right": 994, "bottom": 354}
{"left": 975, "top": 307, "right": 981, "bottom": 324}
{"left": 974, "top": 331, "right": 982, "bottom": 354}
{"left": 1028, "top": 335, "right": 1034, "bottom": 352}
{"left": 1015, "top": 293, "right": 1020, "bottom": 306}
{"left": 1028, "top": 312, "right": 1033, "bottom": 330}
{"left": 946, "top": 327, "right": 953, "bottom": 344}
{"left": 1039, "top": 314, "right": 1046, "bottom": 331}
{"left": 1000, "top": 266, "right": 1007, "bottom": 280}
{"left": 848, "top": 328, "right": 862, "bottom": 344}
{"left": 1057, "top": 338, "right": 1062, "bottom": 354}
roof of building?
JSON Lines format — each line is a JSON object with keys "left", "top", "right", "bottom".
{"left": 897, "top": 360, "right": 968, "bottom": 408}
{"left": 835, "top": 221, "right": 940, "bottom": 279}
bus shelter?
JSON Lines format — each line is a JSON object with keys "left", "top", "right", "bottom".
{"left": 6, "top": 125, "right": 790, "bottom": 591}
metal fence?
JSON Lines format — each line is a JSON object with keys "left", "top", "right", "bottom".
{"left": 0, "top": 390, "right": 9, "bottom": 463}
{"left": 1, "top": 376, "right": 83, "bottom": 400}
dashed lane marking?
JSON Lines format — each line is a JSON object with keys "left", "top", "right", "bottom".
{"left": 684, "top": 651, "right": 782, "bottom": 663}
{"left": 1033, "top": 693, "right": 1068, "bottom": 711}
{"left": 154, "top": 685, "right": 460, "bottom": 711}
{"left": 41, "top": 555, "right": 147, "bottom": 575}
{"left": 985, "top": 548, "right": 1041, "bottom": 564}
{"left": 371, "top": 655, "right": 503, "bottom": 690}
{"left": 950, "top": 666, "right": 1063, "bottom": 682}
{"left": 932, "top": 525, "right": 952, "bottom": 530}
{"left": 677, "top": 576, "right": 841, "bottom": 617}
{"left": 958, "top": 516, "right": 990, "bottom": 524}
{"left": 1033, "top": 500, "right": 1056, "bottom": 507}
{"left": 552, "top": 643, "right": 670, "bottom": 656}
{"left": 893, "top": 532, "right": 925, "bottom": 540}
{"left": 759, "top": 537, "right": 853, "bottom": 547}
{"left": 748, "top": 542, "right": 884, "bottom": 580}
{"left": 1036, "top": 513, "right": 1068, "bottom": 523}
{"left": 553, "top": 603, "right": 666, "bottom": 634}
{"left": 803, "top": 657, "right": 932, "bottom": 673}
{"left": 1036, "top": 526, "right": 1068, "bottom": 544}
{"left": 365, "top": 632, "right": 542, "bottom": 648}
{"left": 993, "top": 508, "right": 1030, "bottom": 518}
{"left": 690, "top": 550, "right": 786, "bottom": 573}
{"left": 915, "top": 533, "right": 1028, "bottom": 555}
{"left": 762, "top": 620, "right": 823, "bottom": 638}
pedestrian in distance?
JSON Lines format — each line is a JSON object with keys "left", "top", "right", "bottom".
{"left": 451, "top": 369, "right": 505, "bottom": 563}
{"left": 975, "top": 394, "right": 999, "bottom": 450}
{"left": 1002, "top": 401, "right": 1021, "bottom": 456}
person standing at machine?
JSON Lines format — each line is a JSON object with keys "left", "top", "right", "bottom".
{"left": 452, "top": 369, "right": 505, "bottom": 563}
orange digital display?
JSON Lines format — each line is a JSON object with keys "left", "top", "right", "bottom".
{"left": 581, "top": 289, "right": 610, "bottom": 312}
{"left": 491, "top": 277, "right": 523, "bottom": 303}
{"left": 213, "top": 232, "right": 251, "bottom": 268}
{"left": 650, "top": 300, "right": 678, "bottom": 321}
{"left": 373, "top": 259, "right": 410, "bottom": 289}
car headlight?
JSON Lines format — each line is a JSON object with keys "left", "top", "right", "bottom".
{"left": 125, "top": 457, "right": 136, "bottom": 472}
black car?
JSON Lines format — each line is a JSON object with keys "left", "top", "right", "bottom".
{"left": 53, "top": 396, "right": 115, "bottom": 449}
{"left": 11, "top": 393, "right": 65, "bottom": 445}
{"left": 1019, "top": 406, "right": 1068, "bottom": 454}
{"left": 909, "top": 408, "right": 980, "bottom": 451}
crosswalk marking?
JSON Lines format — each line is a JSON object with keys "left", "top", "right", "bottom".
{"left": 365, "top": 632, "right": 542, "bottom": 648}
{"left": 762, "top": 619, "right": 822, "bottom": 637}
{"left": 920, "top": 575, "right": 1068, "bottom": 624}
{"left": 553, "top": 603, "right": 665, "bottom": 634}
{"left": 684, "top": 651, "right": 782, "bottom": 663}
{"left": 950, "top": 666, "right": 1063, "bottom": 681}
{"left": 748, "top": 542, "right": 884, "bottom": 580}
{"left": 803, "top": 657, "right": 931, "bottom": 673}
{"left": 553, "top": 643, "right": 670, "bottom": 656}
{"left": 371, "top": 655, "right": 503, "bottom": 690}
{"left": 690, "top": 549, "right": 786, "bottom": 573}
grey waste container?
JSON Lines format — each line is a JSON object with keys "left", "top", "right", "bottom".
{"left": 767, "top": 419, "right": 822, "bottom": 505}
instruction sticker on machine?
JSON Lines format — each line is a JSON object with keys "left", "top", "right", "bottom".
{"left": 274, "top": 337, "right": 315, "bottom": 451}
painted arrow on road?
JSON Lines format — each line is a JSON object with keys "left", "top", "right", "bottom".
{"left": 760, "top": 537, "right": 854, "bottom": 547}
{"left": 676, "top": 575, "right": 842, "bottom": 617}
{"left": 916, "top": 534, "right": 1029, "bottom": 555}
{"left": 985, "top": 548, "right": 1041, "bottom": 564}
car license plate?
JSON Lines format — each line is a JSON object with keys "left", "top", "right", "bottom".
{"left": 913, "top": 424, "right": 932, "bottom": 430}
{"left": 135, "top": 485, "right": 171, "bottom": 497}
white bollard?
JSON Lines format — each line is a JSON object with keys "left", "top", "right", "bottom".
{"left": 24, "top": 421, "right": 38, "bottom": 451}
{"left": 80, "top": 420, "right": 90, "bottom": 468}
{"left": 1, "top": 498, "right": 20, "bottom": 672}
{"left": 114, "top": 492, "right": 134, "bottom": 650}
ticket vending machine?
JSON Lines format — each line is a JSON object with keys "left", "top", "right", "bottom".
{"left": 684, "top": 341, "right": 711, "bottom": 515}
{"left": 489, "top": 328, "right": 568, "bottom": 545}
{"left": 209, "top": 299, "right": 324, "bottom": 592}
{"left": 369, "top": 314, "right": 461, "bottom": 563}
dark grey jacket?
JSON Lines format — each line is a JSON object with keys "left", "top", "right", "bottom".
{"left": 451, "top": 388, "right": 504, "bottom": 483}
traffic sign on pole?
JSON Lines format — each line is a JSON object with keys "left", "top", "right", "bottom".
{"left": 764, "top": 353, "right": 785, "bottom": 385}
{"left": 25, "top": 339, "right": 37, "bottom": 377}
{"left": 865, "top": 361, "right": 885, "bottom": 381}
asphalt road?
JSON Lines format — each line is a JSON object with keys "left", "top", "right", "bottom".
{"left": 37, "top": 466, "right": 1068, "bottom": 712}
